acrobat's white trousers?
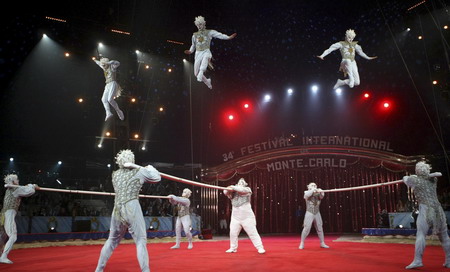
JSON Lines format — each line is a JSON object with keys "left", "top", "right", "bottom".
{"left": 410, "top": 204, "right": 450, "bottom": 265}
{"left": 338, "top": 60, "right": 360, "bottom": 88}
{"left": 95, "top": 200, "right": 149, "bottom": 272}
{"left": 228, "top": 203, "right": 263, "bottom": 251}
{"left": 101, "top": 81, "right": 122, "bottom": 116}
{"left": 194, "top": 50, "right": 212, "bottom": 85}
{"left": 1, "top": 210, "right": 17, "bottom": 259}
{"left": 300, "top": 211, "right": 325, "bottom": 244}
{"left": 174, "top": 215, "right": 192, "bottom": 246}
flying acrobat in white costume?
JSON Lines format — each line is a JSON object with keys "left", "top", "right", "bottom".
{"left": 317, "top": 29, "right": 377, "bottom": 89}
{"left": 184, "top": 16, "right": 237, "bottom": 89}
{"left": 93, "top": 57, "right": 125, "bottom": 121}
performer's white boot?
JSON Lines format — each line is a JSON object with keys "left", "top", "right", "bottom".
{"left": 333, "top": 79, "right": 345, "bottom": 89}
{"left": 299, "top": 242, "right": 304, "bottom": 249}
{"left": 205, "top": 78, "right": 212, "bottom": 89}
{"left": 170, "top": 244, "right": 180, "bottom": 249}
{"left": 257, "top": 247, "right": 266, "bottom": 254}
{"left": 188, "top": 242, "right": 193, "bottom": 249}
{"left": 0, "top": 256, "right": 13, "bottom": 264}
{"left": 225, "top": 248, "right": 237, "bottom": 253}
{"left": 115, "top": 109, "right": 124, "bottom": 120}
{"left": 406, "top": 261, "right": 423, "bottom": 269}
{"left": 105, "top": 112, "right": 113, "bottom": 121}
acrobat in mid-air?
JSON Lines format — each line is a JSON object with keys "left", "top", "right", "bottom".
{"left": 317, "top": 29, "right": 377, "bottom": 89}
{"left": 184, "top": 16, "right": 237, "bottom": 89}
{"left": 93, "top": 57, "right": 125, "bottom": 121}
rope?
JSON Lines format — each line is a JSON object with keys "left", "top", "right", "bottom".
{"left": 5, "top": 184, "right": 170, "bottom": 199}
{"left": 322, "top": 179, "right": 403, "bottom": 193}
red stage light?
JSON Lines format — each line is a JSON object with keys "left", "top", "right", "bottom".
{"left": 363, "top": 93, "right": 370, "bottom": 99}
{"left": 383, "top": 102, "right": 390, "bottom": 108}
{"left": 228, "top": 114, "right": 234, "bottom": 120}
{"left": 244, "top": 103, "right": 249, "bottom": 109}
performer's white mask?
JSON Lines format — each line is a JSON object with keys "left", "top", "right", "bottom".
{"left": 182, "top": 188, "right": 192, "bottom": 198}
{"left": 415, "top": 161, "right": 431, "bottom": 177}
{"left": 237, "top": 178, "right": 248, "bottom": 187}
{"left": 345, "top": 29, "right": 356, "bottom": 43}
{"left": 4, "top": 174, "right": 19, "bottom": 185}
{"left": 307, "top": 183, "right": 317, "bottom": 191}
{"left": 115, "top": 149, "right": 135, "bottom": 168}
{"left": 194, "top": 16, "right": 206, "bottom": 31}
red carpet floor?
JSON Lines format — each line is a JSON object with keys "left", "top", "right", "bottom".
{"left": 0, "top": 235, "right": 448, "bottom": 271}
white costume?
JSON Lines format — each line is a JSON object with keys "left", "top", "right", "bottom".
{"left": 0, "top": 174, "right": 36, "bottom": 264}
{"left": 403, "top": 161, "right": 450, "bottom": 269}
{"left": 318, "top": 29, "right": 376, "bottom": 89}
{"left": 185, "top": 16, "right": 236, "bottom": 89}
{"left": 223, "top": 178, "right": 265, "bottom": 254}
{"left": 168, "top": 188, "right": 193, "bottom": 249}
{"left": 299, "top": 183, "right": 329, "bottom": 249}
{"left": 94, "top": 57, "right": 124, "bottom": 121}
{"left": 95, "top": 150, "right": 161, "bottom": 272}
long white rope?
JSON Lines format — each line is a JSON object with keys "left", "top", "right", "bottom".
{"left": 5, "top": 184, "right": 170, "bottom": 199}
{"left": 160, "top": 172, "right": 230, "bottom": 190}
{"left": 322, "top": 180, "right": 403, "bottom": 193}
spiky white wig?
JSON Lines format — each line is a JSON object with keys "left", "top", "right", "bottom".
{"left": 237, "top": 178, "right": 248, "bottom": 187}
{"left": 115, "top": 149, "right": 135, "bottom": 168}
{"left": 194, "top": 16, "right": 206, "bottom": 28}
{"left": 182, "top": 188, "right": 192, "bottom": 198}
{"left": 415, "top": 161, "right": 431, "bottom": 177}
{"left": 345, "top": 29, "right": 356, "bottom": 40}
{"left": 4, "top": 174, "right": 18, "bottom": 184}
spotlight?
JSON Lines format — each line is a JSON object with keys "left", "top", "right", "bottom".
{"left": 134, "top": 134, "right": 139, "bottom": 139}
{"left": 363, "top": 92, "right": 370, "bottom": 99}
{"left": 183, "top": 59, "right": 187, "bottom": 62}
{"left": 78, "top": 98, "right": 83, "bottom": 103}
{"left": 97, "top": 143, "right": 102, "bottom": 148}
{"left": 43, "top": 34, "right": 48, "bottom": 38}
{"left": 135, "top": 50, "right": 140, "bottom": 54}
{"left": 56, "top": 179, "right": 62, "bottom": 185}
{"left": 145, "top": 65, "right": 150, "bottom": 69}
{"left": 287, "top": 88, "right": 293, "bottom": 95}
{"left": 311, "top": 85, "right": 319, "bottom": 92}
{"left": 264, "top": 94, "right": 271, "bottom": 102}
{"left": 58, "top": 161, "right": 62, "bottom": 165}
{"left": 243, "top": 103, "right": 249, "bottom": 109}
{"left": 383, "top": 102, "right": 390, "bottom": 108}
{"left": 335, "top": 88, "right": 342, "bottom": 95}
{"left": 406, "top": 28, "right": 411, "bottom": 31}
{"left": 141, "top": 146, "right": 146, "bottom": 151}
{"left": 98, "top": 42, "right": 103, "bottom": 47}
{"left": 107, "top": 164, "right": 111, "bottom": 168}
{"left": 159, "top": 107, "right": 164, "bottom": 112}
{"left": 228, "top": 114, "right": 234, "bottom": 120}
{"left": 432, "top": 80, "right": 438, "bottom": 85}
{"left": 105, "top": 131, "right": 111, "bottom": 137}
{"left": 131, "top": 98, "right": 136, "bottom": 103}
{"left": 168, "top": 68, "right": 172, "bottom": 72}
{"left": 418, "top": 36, "right": 423, "bottom": 40}
{"left": 9, "top": 157, "right": 14, "bottom": 162}
{"left": 444, "top": 25, "right": 448, "bottom": 30}
{"left": 64, "top": 52, "right": 70, "bottom": 57}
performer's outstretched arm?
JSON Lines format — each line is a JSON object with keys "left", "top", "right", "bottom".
{"left": 210, "top": 30, "right": 237, "bottom": 40}
{"left": 317, "top": 42, "right": 341, "bottom": 60}
{"left": 168, "top": 195, "right": 190, "bottom": 206}
{"left": 11, "top": 184, "right": 37, "bottom": 197}
{"left": 184, "top": 35, "right": 196, "bottom": 55}
{"left": 124, "top": 163, "right": 161, "bottom": 184}
{"left": 355, "top": 45, "right": 377, "bottom": 60}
